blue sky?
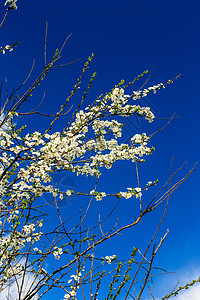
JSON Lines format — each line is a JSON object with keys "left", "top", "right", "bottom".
{"left": 1, "top": 0, "right": 200, "bottom": 299}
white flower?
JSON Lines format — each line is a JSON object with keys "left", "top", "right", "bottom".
{"left": 66, "top": 190, "right": 72, "bottom": 196}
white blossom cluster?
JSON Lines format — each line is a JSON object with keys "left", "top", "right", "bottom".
{"left": 118, "top": 179, "right": 158, "bottom": 200}
{"left": 0, "top": 44, "right": 13, "bottom": 54}
{"left": 104, "top": 254, "right": 117, "bottom": 264}
{"left": 0, "top": 82, "right": 162, "bottom": 289}
{"left": 0, "top": 87, "right": 155, "bottom": 209}
{"left": 95, "top": 192, "right": 106, "bottom": 201}
{"left": 53, "top": 246, "right": 63, "bottom": 260}
{"left": 0, "top": 225, "right": 42, "bottom": 284}
{"left": 119, "top": 187, "right": 142, "bottom": 199}
{"left": 4, "top": 0, "right": 17, "bottom": 10}
{"left": 0, "top": 223, "right": 42, "bottom": 264}
{"left": 1, "top": 263, "right": 22, "bottom": 282}
{"left": 0, "top": 86, "right": 157, "bottom": 270}
{"left": 64, "top": 271, "right": 82, "bottom": 300}
{"left": 133, "top": 83, "right": 165, "bottom": 100}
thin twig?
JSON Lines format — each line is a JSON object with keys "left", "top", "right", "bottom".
{"left": 0, "top": 9, "right": 9, "bottom": 29}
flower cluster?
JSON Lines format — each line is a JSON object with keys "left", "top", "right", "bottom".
{"left": 4, "top": 0, "right": 17, "bottom": 10}
{"left": 95, "top": 192, "right": 106, "bottom": 201}
{"left": 119, "top": 187, "right": 142, "bottom": 199}
{"left": 64, "top": 271, "right": 82, "bottom": 300}
{"left": 104, "top": 255, "right": 117, "bottom": 264}
{"left": 0, "top": 44, "right": 13, "bottom": 54}
{"left": 133, "top": 83, "right": 165, "bottom": 100}
{"left": 0, "top": 86, "right": 156, "bottom": 209}
{"left": 53, "top": 246, "right": 63, "bottom": 260}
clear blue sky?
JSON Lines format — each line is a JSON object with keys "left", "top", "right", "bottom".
{"left": 1, "top": 0, "right": 200, "bottom": 299}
